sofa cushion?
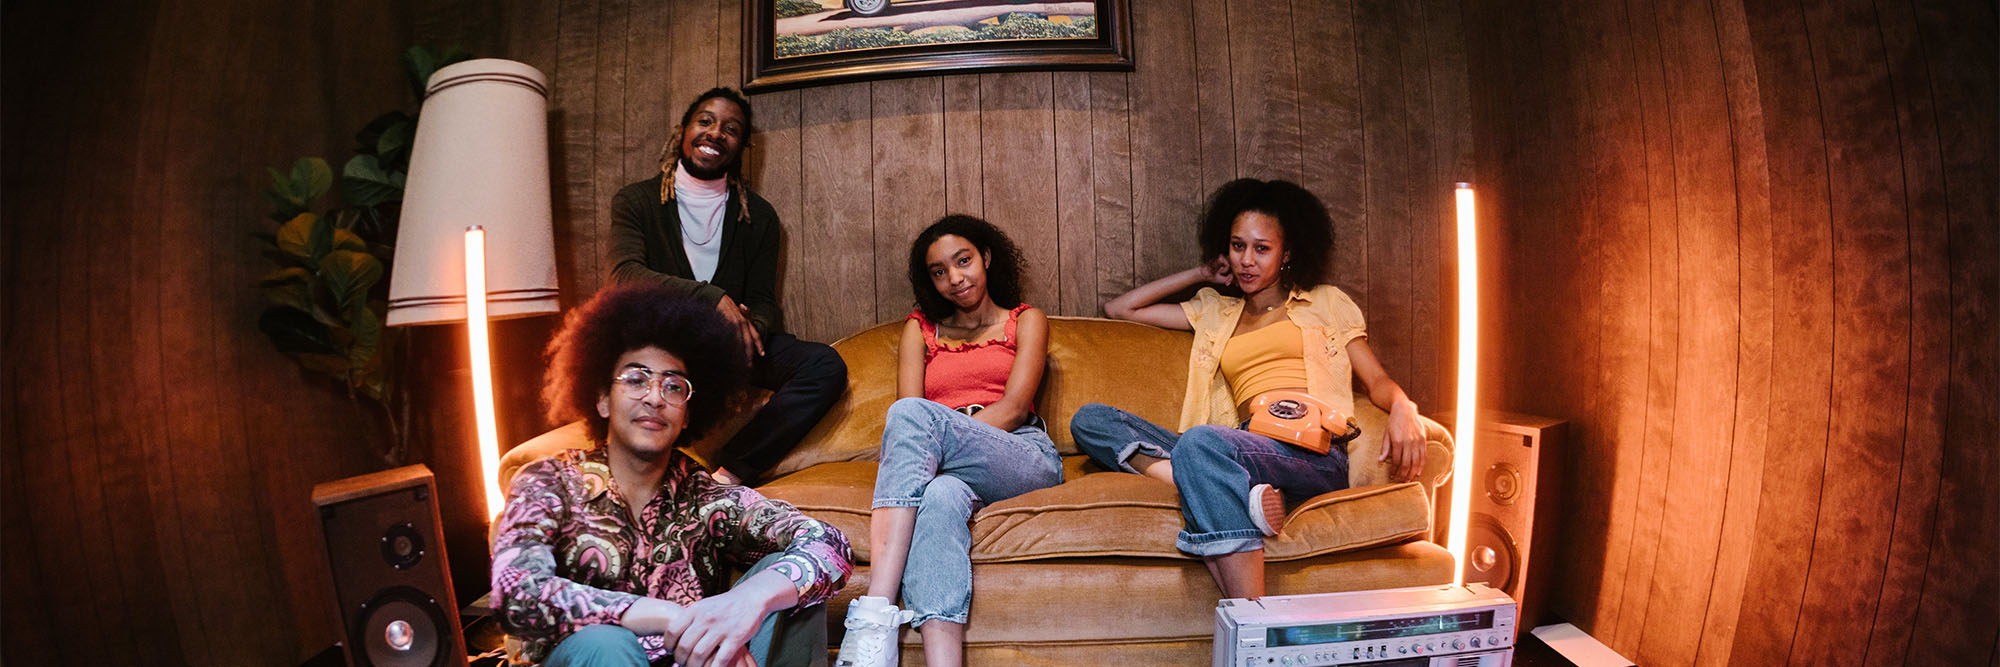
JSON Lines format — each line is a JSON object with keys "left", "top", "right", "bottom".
{"left": 757, "top": 457, "right": 1434, "bottom": 564}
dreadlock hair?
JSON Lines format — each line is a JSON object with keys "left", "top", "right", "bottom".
{"left": 660, "top": 87, "right": 756, "bottom": 188}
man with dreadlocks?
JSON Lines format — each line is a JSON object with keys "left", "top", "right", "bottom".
{"left": 607, "top": 87, "right": 847, "bottom": 487}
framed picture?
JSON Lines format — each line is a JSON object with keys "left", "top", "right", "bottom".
{"left": 744, "top": 0, "right": 1133, "bottom": 92}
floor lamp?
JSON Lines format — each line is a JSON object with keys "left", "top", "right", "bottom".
{"left": 1449, "top": 182, "right": 1479, "bottom": 587}
{"left": 387, "top": 59, "right": 559, "bottom": 522}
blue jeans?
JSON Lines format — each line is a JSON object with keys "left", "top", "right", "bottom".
{"left": 1068, "top": 403, "right": 1350, "bottom": 557}
{"left": 542, "top": 552, "right": 828, "bottom": 667}
{"left": 872, "top": 397, "right": 1063, "bottom": 627}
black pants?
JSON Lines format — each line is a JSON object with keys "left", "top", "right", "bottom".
{"left": 727, "top": 333, "right": 846, "bottom": 484}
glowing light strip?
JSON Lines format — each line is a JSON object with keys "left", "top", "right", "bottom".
{"left": 1449, "top": 184, "right": 1479, "bottom": 587}
{"left": 465, "top": 227, "right": 505, "bottom": 521}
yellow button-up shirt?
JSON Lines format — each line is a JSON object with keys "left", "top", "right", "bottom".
{"left": 1176, "top": 284, "right": 1368, "bottom": 432}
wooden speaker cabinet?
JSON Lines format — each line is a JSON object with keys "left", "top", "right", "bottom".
{"left": 313, "top": 464, "right": 466, "bottom": 667}
{"left": 1432, "top": 410, "right": 1566, "bottom": 629}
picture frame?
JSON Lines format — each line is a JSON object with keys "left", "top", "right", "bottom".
{"left": 744, "top": 0, "right": 1133, "bottom": 93}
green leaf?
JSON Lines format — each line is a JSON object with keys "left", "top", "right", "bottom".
{"left": 290, "top": 157, "right": 333, "bottom": 202}
{"left": 258, "top": 307, "right": 340, "bottom": 357}
{"left": 256, "top": 267, "right": 312, "bottom": 287}
{"left": 320, "top": 249, "right": 384, "bottom": 316}
{"left": 267, "top": 166, "right": 292, "bottom": 195}
{"left": 354, "top": 111, "right": 412, "bottom": 157}
{"left": 404, "top": 45, "right": 474, "bottom": 99}
{"left": 275, "top": 213, "right": 321, "bottom": 260}
{"left": 262, "top": 167, "right": 308, "bottom": 220}
{"left": 309, "top": 210, "right": 335, "bottom": 262}
{"left": 342, "top": 154, "right": 405, "bottom": 208}
{"left": 333, "top": 228, "right": 368, "bottom": 253}
{"left": 262, "top": 280, "right": 314, "bottom": 314}
{"left": 345, "top": 305, "right": 382, "bottom": 375}
{"left": 374, "top": 118, "right": 415, "bottom": 171}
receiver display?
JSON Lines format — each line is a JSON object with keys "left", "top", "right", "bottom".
{"left": 1267, "top": 611, "right": 1495, "bottom": 646}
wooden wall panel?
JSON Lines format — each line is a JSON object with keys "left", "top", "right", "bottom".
{"left": 1639, "top": 0, "right": 1741, "bottom": 662}
{"left": 1125, "top": 0, "right": 1200, "bottom": 283}
{"left": 1696, "top": 0, "right": 1775, "bottom": 662}
{"left": 1467, "top": 0, "right": 1999, "bottom": 664}
{"left": 870, "top": 77, "right": 947, "bottom": 322}
{"left": 978, "top": 72, "right": 1060, "bottom": 314}
{"left": 1054, "top": 71, "right": 1098, "bottom": 315}
{"left": 2, "top": 1, "right": 411, "bottom": 665}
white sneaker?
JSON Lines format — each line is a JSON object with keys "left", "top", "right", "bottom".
{"left": 834, "top": 595, "right": 911, "bottom": 667}
{"left": 1249, "top": 483, "right": 1285, "bottom": 536}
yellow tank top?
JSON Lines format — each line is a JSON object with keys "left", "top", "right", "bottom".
{"left": 1219, "top": 319, "right": 1309, "bottom": 415}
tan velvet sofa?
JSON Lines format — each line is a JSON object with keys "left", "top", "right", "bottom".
{"left": 501, "top": 317, "right": 1457, "bottom": 665}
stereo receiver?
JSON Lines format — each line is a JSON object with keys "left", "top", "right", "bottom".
{"left": 1214, "top": 583, "right": 1517, "bottom": 666}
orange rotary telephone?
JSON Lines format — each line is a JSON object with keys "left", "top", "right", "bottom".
{"left": 1246, "top": 390, "right": 1363, "bottom": 455}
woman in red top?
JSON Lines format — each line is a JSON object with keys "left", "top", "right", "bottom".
{"left": 834, "top": 215, "right": 1059, "bottom": 667}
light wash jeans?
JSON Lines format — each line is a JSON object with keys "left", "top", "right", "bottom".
{"left": 541, "top": 552, "right": 828, "bottom": 667}
{"left": 872, "top": 397, "right": 1063, "bottom": 627}
{"left": 1067, "top": 403, "right": 1350, "bottom": 557}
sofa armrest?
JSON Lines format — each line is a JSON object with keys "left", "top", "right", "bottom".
{"left": 1344, "top": 408, "right": 1455, "bottom": 500}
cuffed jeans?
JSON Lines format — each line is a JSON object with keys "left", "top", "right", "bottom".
{"left": 542, "top": 552, "right": 828, "bottom": 667}
{"left": 1068, "top": 403, "right": 1350, "bottom": 557}
{"left": 872, "top": 397, "right": 1063, "bottom": 627}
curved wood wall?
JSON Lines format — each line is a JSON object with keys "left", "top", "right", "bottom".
{"left": 1466, "top": 0, "right": 1997, "bottom": 664}
{"left": 1, "top": 2, "right": 422, "bottom": 665}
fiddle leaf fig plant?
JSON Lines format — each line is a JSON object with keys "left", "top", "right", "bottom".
{"left": 252, "top": 45, "right": 472, "bottom": 465}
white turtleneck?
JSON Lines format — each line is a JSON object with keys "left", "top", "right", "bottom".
{"left": 673, "top": 163, "right": 730, "bottom": 282}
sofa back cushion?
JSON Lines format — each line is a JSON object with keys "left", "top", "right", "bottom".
{"left": 763, "top": 317, "right": 1193, "bottom": 478}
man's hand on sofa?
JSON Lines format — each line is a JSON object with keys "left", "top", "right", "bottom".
{"left": 1381, "top": 399, "right": 1427, "bottom": 482}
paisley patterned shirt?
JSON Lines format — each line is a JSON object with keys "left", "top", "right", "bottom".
{"left": 490, "top": 446, "right": 851, "bottom": 665}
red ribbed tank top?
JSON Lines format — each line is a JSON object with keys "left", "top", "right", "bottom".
{"left": 913, "top": 304, "right": 1032, "bottom": 411}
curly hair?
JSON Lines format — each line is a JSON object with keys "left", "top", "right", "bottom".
{"left": 542, "top": 284, "right": 749, "bottom": 445}
{"left": 659, "top": 87, "right": 757, "bottom": 184}
{"left": 907, "top": 214, "right": 1028, "bottom": 322}
{"left": 1197, "top": 178, "right": 1336, "bottom": 289}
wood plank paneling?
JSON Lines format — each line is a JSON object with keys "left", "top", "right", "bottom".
{"left": 1696, "top": 0, "right": 1775, "bottom": 662}
{"left": 870, "top": 77, "right": 946, "bottom": 322}
{"left": 795, "top": 83, "right": 877, "bottom": 337}
{"left": 978, "top": 72, "right": 1059, "bottom": 313}
{"left": 1908, "top": 0, "right": 2000, "bottom": 662}
{"left": 1125, "top": 0, "right": 1201, "bottom": 285}
{"left": 1467, "top": 0, "right": 1999, "bottom": 664}
{"left": 1637, "top": 0, "right": 1739, "bottom": 662}
{"left": 1087, "top": 71, "right": 1134, "bottom": 308}
{"left": 1226, "top": 0, "right": 1299, "bottom": 183}
{"left": 1054, "top": 72, "right": 1097, "bottom": 315}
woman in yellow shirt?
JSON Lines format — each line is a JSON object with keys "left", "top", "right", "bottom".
{"left": 1070, "top": 178, "right": 1427, "bottom": 599}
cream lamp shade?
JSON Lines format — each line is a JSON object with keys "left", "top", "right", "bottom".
{"left": 387, "top": 58, "right": 559, "bottom": 326}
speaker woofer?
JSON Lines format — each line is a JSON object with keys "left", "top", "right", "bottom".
{"left": 351, "top": 586, "right": 450, "bottom": 667}
{"left": 1465, "top": 512, "right": 1520, "bottom": 593}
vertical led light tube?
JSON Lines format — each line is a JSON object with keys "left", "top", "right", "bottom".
{"left": 1450, "top": 184, "right": 1479, "bottom": 587}
{"left": 464, "top": 226, "right": 504, "bottom": 521}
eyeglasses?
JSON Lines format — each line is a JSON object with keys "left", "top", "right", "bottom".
{"left": 611, "top": 367, "right": 694, "bottom": 405}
